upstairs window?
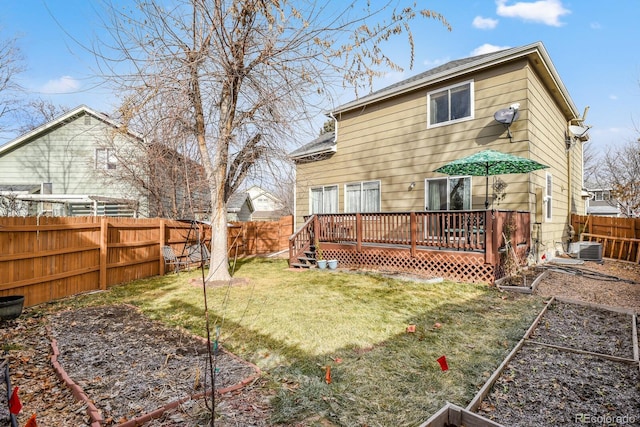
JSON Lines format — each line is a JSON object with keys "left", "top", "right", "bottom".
{"left": 427, "top": 81, "right": 473, "bottom": 127}
{"left": 96, "top": 148, "right": 117, "bottom": 170}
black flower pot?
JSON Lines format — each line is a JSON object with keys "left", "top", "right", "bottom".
{"left": 0, "top": 296, "right": 25, "bottom": 321}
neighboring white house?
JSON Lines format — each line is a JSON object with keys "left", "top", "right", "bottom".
{"left": 585, "top": 188, "right": 621, "bottom": 217}
{"left": 0, "top": 105, "right": 144, "bottom": 217}
{"left": 246, "top": 185, "right": 284, "bottom": 221}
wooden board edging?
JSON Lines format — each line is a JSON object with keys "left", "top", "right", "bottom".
{"left": 466, "top": 338, "right": 526, "bottom": 413}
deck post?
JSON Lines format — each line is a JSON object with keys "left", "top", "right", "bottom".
{"left": 313, "top": 215, "right": 320, "bottom": 243}
{"left": 484, "top": 210, "right": 496, "bottom": 265}
{"left": 356, "top": 213, "right": 362, "bottom": 252}
{"left": 410, "top": 212, "right": 417, "bottom": 257}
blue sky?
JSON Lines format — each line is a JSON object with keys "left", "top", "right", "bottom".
{"left": 2, "top": 0, "right": 639, "bottom": 154}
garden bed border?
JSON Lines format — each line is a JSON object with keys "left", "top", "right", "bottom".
{"left": 46, "top": 305, "right": 261, "bottom": 427}
{"left": 465, "top": 296, "right": 639, "bottom": 418}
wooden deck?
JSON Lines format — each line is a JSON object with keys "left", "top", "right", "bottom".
{"left": 289, "top": 210, "right": 530, "bottom": 284}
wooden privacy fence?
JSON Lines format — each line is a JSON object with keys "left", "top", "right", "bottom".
{"left": 571, "top": 214, "right": 640, "bottom": 262}
{"left": 0, "top": 215, "right": 292, "bottom": 307}
{"left": 229, "top": 215, "right": 293, "bottom": 256}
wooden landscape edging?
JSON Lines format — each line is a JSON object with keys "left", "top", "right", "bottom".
{"left": 495, "top": 269, "right": 549, "bottom": 294}
{"left": 465, "top": 295, "right": 640, "bottom": 419}
{"left": 419, "top": 402, "right": 505, "bottom": 427}
{"left": 465, "top": 338, "right": 526, "bottom": 414}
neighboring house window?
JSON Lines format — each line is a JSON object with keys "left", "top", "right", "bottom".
{"left": 594, "top": 190, "right": 610, "bottom": 201}
{"left": 545, "top": 173, "right": 553, "bottom": 221}
{"left": 310, "top": 185, "right": 338, "bottom": 214}
{"left": 345, "top": 181, "right": 381, "bottom": 212}
{"left": 96, "top": 148, "right": 117, "bottom": 170}
{"left": 427, "top": 81, "right": 473, "bottom": 127}
{"left": 425, "top": 176, "right": 471, "bottom": 210}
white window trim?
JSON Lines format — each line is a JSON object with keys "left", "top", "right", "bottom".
{"left": 344, "top": 180, "right": 381, "bottom": 213}
{"left": 424, "top": 176, "right": 472, "bottom": 211}
{"left": 95, "top": 148, "right": 117, "bottom": 170}
{"left": 544, "top": 172, "right": 553, "bottom": 222}
{"left": 427, "top": 80, "right": 474, "bottom": 129}
{"left": 309, "top": 184, "right": 339, "bottom": 214}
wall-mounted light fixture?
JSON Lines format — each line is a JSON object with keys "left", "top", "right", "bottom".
{"left": 408, "top": 182, "right": 416, "bottom": 191}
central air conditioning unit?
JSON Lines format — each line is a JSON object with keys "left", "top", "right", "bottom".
{"left": 569, "top": 242, "right": 603, "bottom": 261}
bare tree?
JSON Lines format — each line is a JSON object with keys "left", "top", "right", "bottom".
{"left": 95, "top": 0, "right": 449, "bottom": 282}
{"left": 582, "top": 141, "right": 598, "bottom": 186}
{"left": 0, "top": 33, "right": 25, "bottom": 140}
{"left": 96, "top": 98, "right": 210, "bottom": 219}
{"left": 16, "top": 99, "right": 70, "bottom": 134}
{"left": 600, "top": 138, "right": 640, "bottom": 217}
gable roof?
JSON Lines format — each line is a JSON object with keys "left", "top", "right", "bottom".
{"left": 332, "top": 41, "right": 579, "bottom": 120}
{"left": 227, "top": 192, "right": 255, "bottom": 213}
{"left": 247, "top": 185, "right": 281, "bottom": 203}
{"left": 0, "top": 105, "right": 143, "bottom": 156}
{"left": 289, "top": 131, "right": 336, "bottom": 161}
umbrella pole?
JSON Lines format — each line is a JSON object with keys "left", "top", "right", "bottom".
{"left": 485, "top": 166, "right": 490, "bottom": 209}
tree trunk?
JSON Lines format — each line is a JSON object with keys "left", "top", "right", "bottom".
{"left": 207, "top": 191, "right": 230, "bottom": 282}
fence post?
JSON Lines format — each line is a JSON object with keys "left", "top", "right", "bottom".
{"left": 100, "top": 216, "right": 108, "bottom": 290}
{"left": 159, "top": 219, "right": 166, "bottom": 275}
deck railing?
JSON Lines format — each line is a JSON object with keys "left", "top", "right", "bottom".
{"left": 290, "top": 210, "right": 530, "bottom": 267}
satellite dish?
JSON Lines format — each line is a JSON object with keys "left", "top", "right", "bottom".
{"left": 569, "top": 125, "right": 590, "bottom": 138}
{"left": 494, "top": 108, "right": 520, "bottom": 125}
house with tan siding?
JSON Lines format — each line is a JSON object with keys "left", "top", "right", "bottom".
{"left": 291, "top": 42, "right": 588, "bottom": 266}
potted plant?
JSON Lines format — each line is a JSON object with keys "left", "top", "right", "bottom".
{"left": 315, "top": 239, "right": 327, "bottom": 269}
{"left": 0, "top": 295, "right": 25, "bottom": 320}
{"left": 327, "top": 259, "right": 338, "bottom": 270}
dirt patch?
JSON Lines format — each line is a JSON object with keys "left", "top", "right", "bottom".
{"left": 479, "top": 259, "right": 640, "bottom": 426}
{"left": 1, "top": 305, "right": 265, "bottom": 427}
{"left": 480, "top": 344, "right": 640, "bottom": 426}
{"left": 1, "top": 314, "right": 90, "bottom": 426}
{"left": 535, "top": 259, "right": 640, "bottom": 313}
{"left": 530, "top": 301, "right": 634, "bottom": 358}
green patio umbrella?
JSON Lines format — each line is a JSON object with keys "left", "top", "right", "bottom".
{"left": 433, "top": 149, "right": 549, "bottom": 209}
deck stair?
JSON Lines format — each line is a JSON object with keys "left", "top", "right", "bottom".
{"left": 290, "top": 246, "right": 318, "bottom": 269}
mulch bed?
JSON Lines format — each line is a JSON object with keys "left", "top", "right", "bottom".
{"left": 1, "top": 305, "right": 263, "bottom": 426}
{"left": 480, "top": 344, "right": 639, "bottom": 426}
{"left": 472, "top": 259, "right": 640, "bottom": 426}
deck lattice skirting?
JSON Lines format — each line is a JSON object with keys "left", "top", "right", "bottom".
{"left": 323, "top": 244, "right": 494, "bottom": 284}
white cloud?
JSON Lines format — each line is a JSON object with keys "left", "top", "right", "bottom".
{"left": 473, "top": 16, "right": 499, "bottom": 30}
{"left": 41, "top": 76, "right": 81, "bottom": 94}
{"left": 471, "top": 44, "right": 510, "bottom": 56}
{"left": 590, "top": 22, "right": 602, "bottom": 30}
{"left": 496, "top": 0, "right": 570, "bottom": 27}
{"left": 609, "top": 94, "right": 618, "bottom": 100}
